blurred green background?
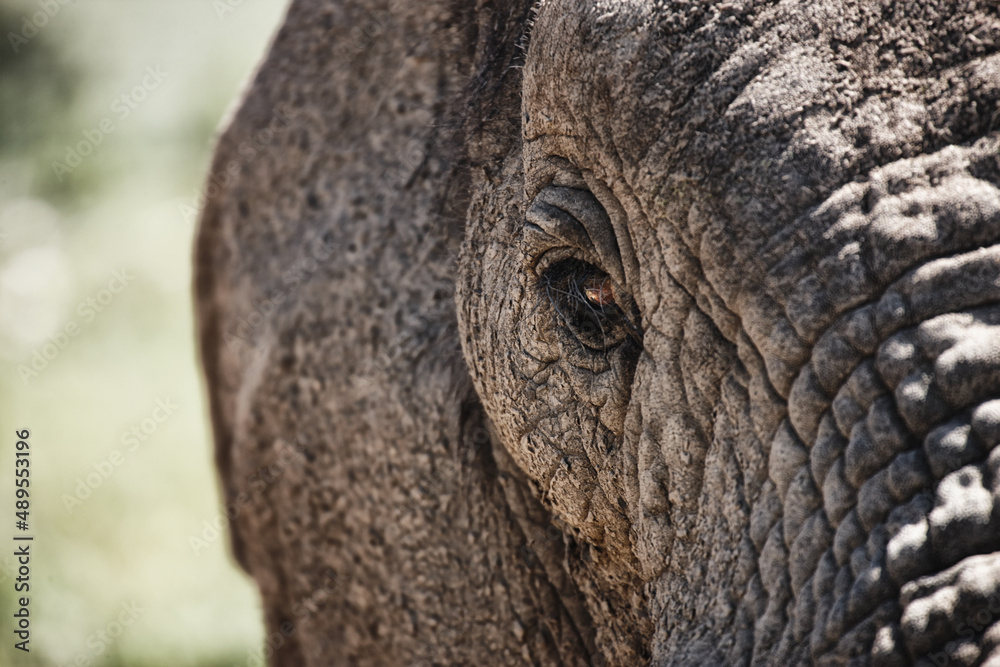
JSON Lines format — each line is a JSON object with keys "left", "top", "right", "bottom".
{"left": 0, "top": 1, "right": 290, "bottom": 665}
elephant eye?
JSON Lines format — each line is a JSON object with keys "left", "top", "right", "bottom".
{"left": 540, "top": 258, "right": 637, "bottom": 352}
{"left": 584, "top": 275, "right": 616, "bottom": 307}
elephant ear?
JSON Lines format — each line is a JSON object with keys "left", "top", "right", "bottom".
{"left": 195, "top": 0, "right": 597, "bottom": 664}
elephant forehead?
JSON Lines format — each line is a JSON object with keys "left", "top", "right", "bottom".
{"left": 522, "top": 0, "right": 994, "bottom": 207}
{"left": 523, "top": 0, "right": 662, "bottom": 147}
{"left": 521, "top": 0, "right": 853, "bottom": 249}
{"left": 523, "top": 2, "right": 838, "bottom": 152}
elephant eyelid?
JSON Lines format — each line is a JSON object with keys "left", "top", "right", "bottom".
{"left": 524, "top": 186, "right": 626, "bottom": 286}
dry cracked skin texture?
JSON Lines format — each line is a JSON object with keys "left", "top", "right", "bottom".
{"left": 196, "top": 0, "right": 1000, "bottom": 664}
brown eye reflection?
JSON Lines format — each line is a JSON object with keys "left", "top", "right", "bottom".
{"left": 540, "top": 258, "right": 640, "bottom": 352}
{"left": 584, "top": 275, "right": 616, "bottom": 308}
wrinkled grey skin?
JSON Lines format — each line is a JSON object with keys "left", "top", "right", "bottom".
{"left": 196, "top": 0, "right": 1000, "bottom": 664}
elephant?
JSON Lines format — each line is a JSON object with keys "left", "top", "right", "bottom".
{"left": 194, "top": 0, "right": 1000, "bottom": 664}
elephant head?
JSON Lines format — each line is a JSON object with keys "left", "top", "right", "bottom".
{"left": 196, "top": 0, "right": 1000, "bottom": 664}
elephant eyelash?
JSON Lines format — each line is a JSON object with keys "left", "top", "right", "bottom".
{"left": 540, "top": 258, "right": 642, "bottom": 352}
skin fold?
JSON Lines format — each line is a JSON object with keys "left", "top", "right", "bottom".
{"left": 196, "top": 0, "right": 1000, "bottom": 664}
